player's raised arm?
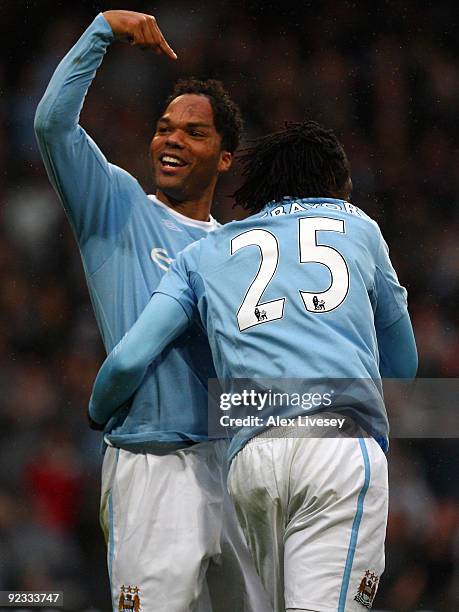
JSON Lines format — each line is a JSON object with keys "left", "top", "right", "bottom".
{"left": 34, "top": 11, "right": 176, "bottom": 248}
{"left": 88, "top": 293, "right": 190, "bottom": 427}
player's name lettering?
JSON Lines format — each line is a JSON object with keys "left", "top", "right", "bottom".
{"left": 262, "top": 200, "right": 362, "bottom": 217}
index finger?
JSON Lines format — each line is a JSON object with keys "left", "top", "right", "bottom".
{"left": 147, "top": 15, "right": 177, "bottom": 60}
{"left": 159, "top": 36, "right": 177, "bottom": 60}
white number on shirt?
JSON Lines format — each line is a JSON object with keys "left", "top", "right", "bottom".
{"left": 298, "top": 217, "right": 349, "bottom": 312}
{"left": 231, "top": 229, "right": 285, "bottom": 331}
{"left": 231, "top": 217, "right": 349, "bottom": 331}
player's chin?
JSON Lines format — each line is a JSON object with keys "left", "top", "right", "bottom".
{"left": 155, "top": 173, "right": 186, "bottom": 192}
{"left": 156, "top": 177, "right": 192, "bottom": 202}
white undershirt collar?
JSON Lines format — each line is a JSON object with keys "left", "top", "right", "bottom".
{"left": 148, "top": 195, "right": 218, "bottom": 232}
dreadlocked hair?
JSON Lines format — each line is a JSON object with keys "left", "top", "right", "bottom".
{"left": 165, "top": 78, "right": 243, "bottom": 153}
{"left": 234, "top": 120, "right": 351, "bottom": 213}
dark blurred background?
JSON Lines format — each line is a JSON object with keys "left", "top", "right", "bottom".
{"left": 0, "top": 1, "right": 458, "bottom": 610}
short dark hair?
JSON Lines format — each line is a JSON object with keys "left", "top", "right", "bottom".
{"left": 164, "top": 78, "right": 243, "bottom": 153}
{"left": 234, "top": 120, "right": 351, "bottom": 213}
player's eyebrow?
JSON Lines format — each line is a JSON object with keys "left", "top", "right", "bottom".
{"left": 157, "top": 117, "right": 212, "bottom": 129}
{"left": 185, "top": 122, "right": 212, "bottom": 129}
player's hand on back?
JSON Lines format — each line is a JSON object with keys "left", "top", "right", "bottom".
{"left": 103, "top": 10, "right": 177, "bottom": 59}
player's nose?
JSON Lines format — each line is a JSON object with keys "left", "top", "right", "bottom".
{"left": 165, "top": 130, "right": 185, "bottom": 149}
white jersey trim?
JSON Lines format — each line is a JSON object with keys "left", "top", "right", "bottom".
{"left": 148, "top": 195, "right": 219, "bottom": 232}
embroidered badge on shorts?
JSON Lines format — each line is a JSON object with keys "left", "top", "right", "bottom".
{"left": 118, "top": 585, "right": 141, "bottom": 611}
{"left": 354, "top": 570, "right": 379, "bottom": 608}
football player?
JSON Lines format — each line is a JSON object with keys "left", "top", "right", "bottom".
{"left": 88, "top": 120, "right": 417, "bottom": 611}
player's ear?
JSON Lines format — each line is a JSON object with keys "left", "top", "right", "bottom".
{"left": 218, "top": 150, "right": 232, "bottom": 173}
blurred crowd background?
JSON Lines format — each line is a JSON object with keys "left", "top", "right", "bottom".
{"left": 1, "top": 0, "right": 458, "bottom": 610}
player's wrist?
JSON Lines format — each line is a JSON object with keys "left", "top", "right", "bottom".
{"left": 97, "top": 12, "right": 116, "bottom": 42}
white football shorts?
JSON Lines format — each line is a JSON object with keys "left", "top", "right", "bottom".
{"left": 227, "top": 432, "right": 388, "bottom": 612}
{"left": 100, "top": 439, "right": 272, "bottom": 612}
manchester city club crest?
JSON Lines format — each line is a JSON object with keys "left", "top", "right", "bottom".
{"left": 354, "top": 570, "right": 379, "bottom": 608}
{"left": 118, "top": 585, "right": 141, "bottom": 611}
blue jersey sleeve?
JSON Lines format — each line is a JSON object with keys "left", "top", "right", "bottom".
{"left": 34, "top": 14, "right": 137, "bottom": 272}
{"left": 153, "top": 241, "right": 203, "bottom": 320}
{"left": 372, "top": 231, "right": 417, "bottom": 378}
{"left": 378, "top": 313, "right": 418, "bottom": 378}
{"left": 373, "top": 234, "right": 408, "bottom": 329}
{"left": 89, "top": 293, "right": 190, "bottom": 426}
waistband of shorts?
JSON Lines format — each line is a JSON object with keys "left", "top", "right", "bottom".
{"left": 104, "top": 437, "right": 197, "bottom": 455}
{"left": 245, "top": 417, "right": 388, "bottom": 452}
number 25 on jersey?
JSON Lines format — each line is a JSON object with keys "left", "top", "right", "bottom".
{"left": 230, "top": 217, "right": 350, "bottom": 331}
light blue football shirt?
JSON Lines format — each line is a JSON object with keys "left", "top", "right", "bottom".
{"left": 34, "top": 14, "right": 217, "bottom": 446}
{"left": 155, "top": 197, "right": 409, "bottom": 458}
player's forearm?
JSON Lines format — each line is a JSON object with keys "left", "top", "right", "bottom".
{"left": 34, "top": 14, "right": 114, "bottom": 138}
{"left": 89, "top": 293, "right": 191, "bottom": 426}
{"left": 88, "top": 343, "right": 150, "bottom": 426}
{"left": 34, "top": 14, "right": 121, "bottom": 245}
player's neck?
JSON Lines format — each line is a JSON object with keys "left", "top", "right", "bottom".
{"left": 156, "top": 189, "right": 214, "bottom": 222}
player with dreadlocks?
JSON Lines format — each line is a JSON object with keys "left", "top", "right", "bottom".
{"left": 88, "top": 119, "right": 418, "bottom": 611}
{"left": 234, "top": 120, "right": 352, "bottom": 211}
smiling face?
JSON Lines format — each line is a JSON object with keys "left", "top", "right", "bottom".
{"left": 150, "top": 94, "right": 232, "bottom": 206}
